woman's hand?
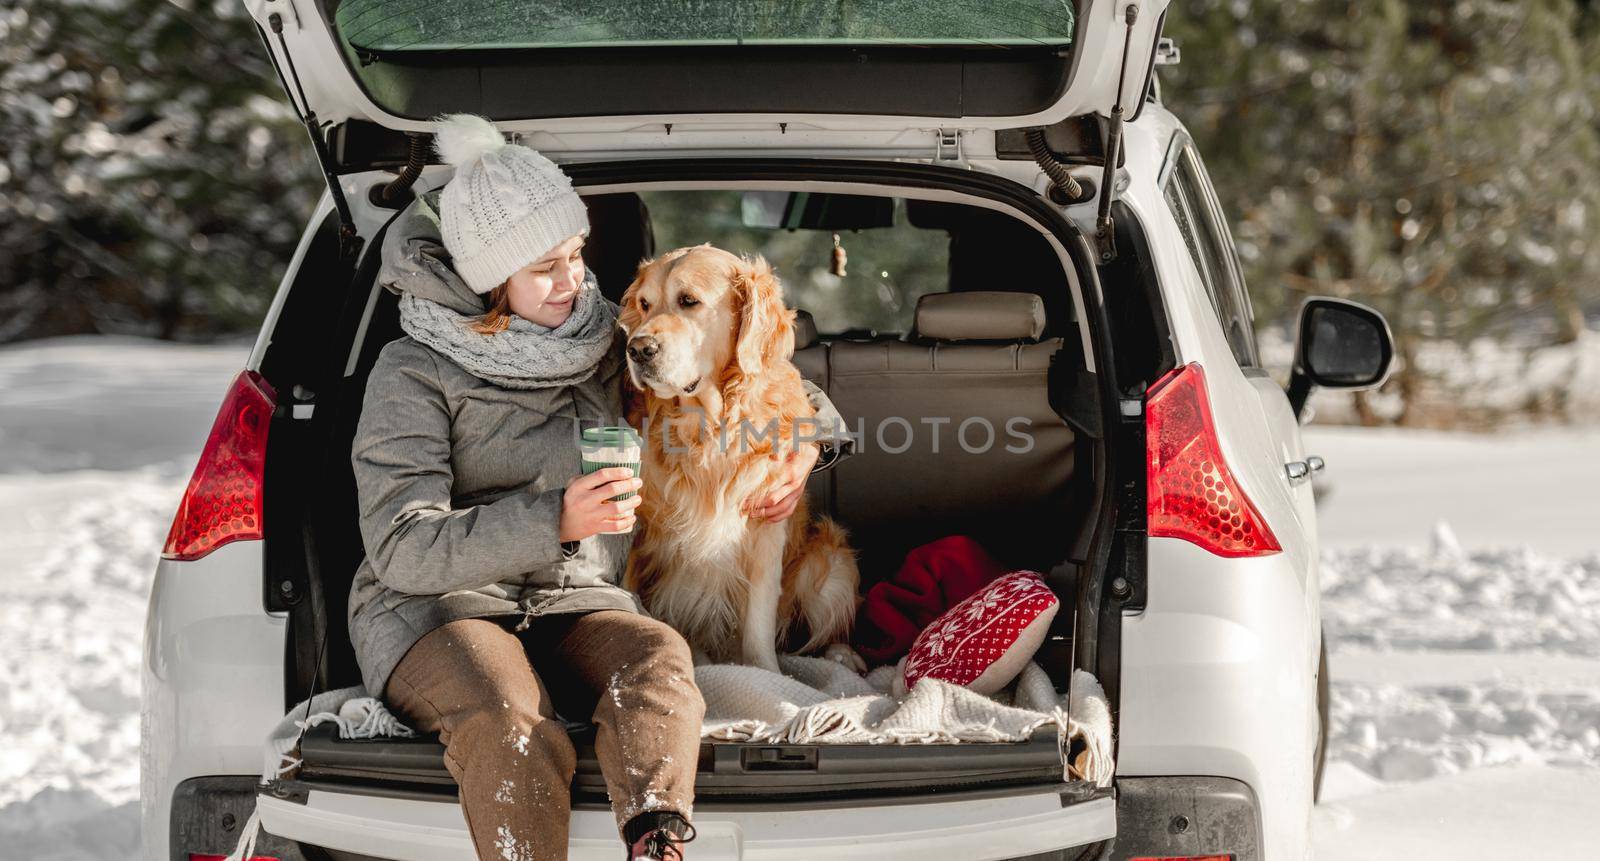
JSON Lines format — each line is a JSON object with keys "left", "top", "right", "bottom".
{"left": 559, "top": 468, "right": 643, "bottom": 542}
{"left": 743, "top": 444, "right": 820, "bottom": 523}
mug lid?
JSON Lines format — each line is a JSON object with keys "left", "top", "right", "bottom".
{"left": 581, "top": 425, "right": 642, "bottom": 447}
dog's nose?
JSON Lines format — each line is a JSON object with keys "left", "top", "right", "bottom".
{"left": 627, "top": 335, "right": 660, "bottom": 363}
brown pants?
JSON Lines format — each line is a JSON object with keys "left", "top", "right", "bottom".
{"left": 385, "top": 611, "right": 704, "bottom": 861}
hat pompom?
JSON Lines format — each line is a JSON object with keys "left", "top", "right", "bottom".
{"left": 433, "top": 113, "right": 506, "bottom": 168}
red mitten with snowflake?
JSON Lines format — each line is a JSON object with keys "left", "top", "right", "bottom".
{"left": 895, "top": 570, "right": 1059, "bottom": 695}
{"left": 855, "top": 535, "right": 1009, "bottom": 664}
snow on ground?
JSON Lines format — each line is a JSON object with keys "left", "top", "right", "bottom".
{"left": 1317, "top": 541, "right": 1600, "bottom": 778}
{"left": 0, "top": 334, "right": 1596, "bottom": 858}
{"left": 1308, "top": 424, "right": 1600, "bottom": 856}
{"left": 0, "top": 335, "right": 252, "bottom": 473}
{"left": 0, "top": 468, "right": 191, "bottom": 859}
{"left": 0, "top": 336, "right": 244, "bottom": 860}
{"left": 1306, "top": 425, "right": 1600, "bottom": 555}
{"left": 1313, "top": 765, "right": 1600, "bottom": 860}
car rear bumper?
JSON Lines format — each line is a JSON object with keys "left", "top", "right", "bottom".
{"left": 169, "top": 777, "right": 313, "bottom": 861}
{"left": 1111, "top": 776, "right": 1262, "bottom": 861}
{"left": 243, "top": 781, "right": 1113, "bottom": 861}
{"left": 169, "top": 774, "right": 1259, "bottom": 861}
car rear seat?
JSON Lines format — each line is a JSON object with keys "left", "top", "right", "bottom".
{"left": 796, "top": 293, "right": 1077, "bottom": 582}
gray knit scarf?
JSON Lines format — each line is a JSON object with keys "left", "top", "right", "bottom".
{"left": 398, "top": 271, "right": 619, "bottom": 390}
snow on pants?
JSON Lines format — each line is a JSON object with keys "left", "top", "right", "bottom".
{"left": 384, "top": 611, "right": 704, "bottom": 861}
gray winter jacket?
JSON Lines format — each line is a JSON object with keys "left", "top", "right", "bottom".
{"left": 348, "top": 194, "right": 851, "bottom": 698}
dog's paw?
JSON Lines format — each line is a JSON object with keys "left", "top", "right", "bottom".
{"left": 823, "top": 643, "right": 868, "bottom": 674}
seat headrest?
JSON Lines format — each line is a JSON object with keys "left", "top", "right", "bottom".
{"left": 913, "top": 292, "right": 1047, "bottom": 342}
{"left": 793, "top": 309, "right": 819, "bottom": 349}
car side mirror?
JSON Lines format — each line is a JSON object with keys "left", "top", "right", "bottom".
{"left": 1287, "top": 297, "right": 1395, "bottom": 418}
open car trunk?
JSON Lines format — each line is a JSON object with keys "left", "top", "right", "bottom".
{"left": 259, "top": 160, "right": 1131, "bottom": 813}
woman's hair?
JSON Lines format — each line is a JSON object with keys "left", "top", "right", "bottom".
{"left": 469, "top": 282, "right": 513, "bottom": 335}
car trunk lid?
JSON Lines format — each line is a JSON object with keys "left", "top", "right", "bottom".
{"left": 243, "top": 0, "right": 1169, "bottom": 161}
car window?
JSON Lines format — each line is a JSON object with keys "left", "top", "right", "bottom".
{"left": 1163, "top": 144, "right": 1261, "bottom": 367}
{"left": 336, "top": 1, "right": 1077, "bottom": 52}
{"left": 638, "top": 191, "right": 950, "bottom": 336}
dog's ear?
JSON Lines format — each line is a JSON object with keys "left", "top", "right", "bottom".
{"left": 616, "top": 257, "right": 654, "bottom": 335}
{"left": 731, "top": 255, "right": 795, "bottom": 376}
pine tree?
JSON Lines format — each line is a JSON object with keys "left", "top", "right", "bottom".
{"left": 0, "top": 0, "right": 322, "bottom": 342}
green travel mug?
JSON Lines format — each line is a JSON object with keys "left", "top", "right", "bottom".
{"left": 579, "top": 426, "right": 643, "bottom": 533}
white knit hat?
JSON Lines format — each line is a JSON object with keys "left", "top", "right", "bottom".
{"left": 432, "top": 114, "right": 590, "bottom": 295}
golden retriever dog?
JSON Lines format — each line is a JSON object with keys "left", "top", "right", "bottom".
{"left": 619, "top": 244, "right": 862, "bottom": 673}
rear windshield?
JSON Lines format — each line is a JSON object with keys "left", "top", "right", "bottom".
{"left": 639, "top": 191, "right": 949, "bottom": 336}
{"left": 334, "top": 0, "right": 1078, "bottom": 52}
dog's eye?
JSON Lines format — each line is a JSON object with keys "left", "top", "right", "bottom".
{"left": 639, "top": 298, "right": 651, "bottom": 312}
{"left": 678, "top": 294, "right": 700, "bottom": 309}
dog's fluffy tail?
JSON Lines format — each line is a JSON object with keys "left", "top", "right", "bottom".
{"left": 782, "top": 517, "right": 861, "bottom": 654}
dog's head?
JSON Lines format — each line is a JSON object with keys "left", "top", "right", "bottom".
{"left": 619, "top": 244, "right": 794, "bottom": 401}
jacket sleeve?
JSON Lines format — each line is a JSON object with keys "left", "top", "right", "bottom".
{"left": 801, "top": 379, "right": 855, "bottom": 473}
{"left": 352, "top": 343, "right": 571, "bottom": 595}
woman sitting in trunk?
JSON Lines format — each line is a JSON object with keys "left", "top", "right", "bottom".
{"left": 346, "top": 114, "right": 846, "bottom": 861}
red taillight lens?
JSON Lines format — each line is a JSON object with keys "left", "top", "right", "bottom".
{"left": 162, "top": 370, "right": 276, "bottom": 561}
{"left": 1146, "top": 364, "right": 1280, "bottom": 558}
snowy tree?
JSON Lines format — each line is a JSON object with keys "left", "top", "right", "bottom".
{"left": 1162, "top": 0, "right": 1600, "bottom": 424}
{"left": 0, "top": 0, "right": 322, "bottom": 342}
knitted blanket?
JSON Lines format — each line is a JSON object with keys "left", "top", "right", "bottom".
{"left": 697, "top": 656, "right": 1115, "bottom": 786}
{"left": 248, "top": 665, "right": 1113, "bottom": 787}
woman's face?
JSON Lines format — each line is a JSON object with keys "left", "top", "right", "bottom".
{"left": 505, "top": 233, "right": 586, "bottom": 328}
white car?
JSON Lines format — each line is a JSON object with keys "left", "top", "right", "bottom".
{"left": 142, "top": 2, "right": 1394, "bottom": 859}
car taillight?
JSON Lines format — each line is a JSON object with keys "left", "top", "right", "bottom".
{"left": 1146, "top": 363, "right": 1280, "bottom": 558}
{"left": 189, "top": 855, "right": 279, "bottom": 861}
{"left": 162, "top": 370, "right": 276, "bottom": 562}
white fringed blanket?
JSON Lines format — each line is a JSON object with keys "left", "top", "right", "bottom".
{"left": 696, "top": 656, "right": 1115, "bottom": 786}
{"left": 248, "top": 662, "right": 1114, "bottom": 786}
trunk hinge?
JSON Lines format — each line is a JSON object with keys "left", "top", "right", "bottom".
{"left": 1094, "top": 4, "right": 1142, "bottom": 263}
{"left": 934, "top": 129, "right": 965, "bottom": 165}
{"left": 260, "top": 11, "right": 363, "bottom": 263}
